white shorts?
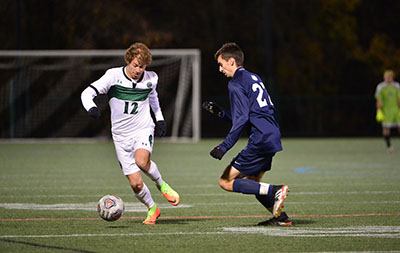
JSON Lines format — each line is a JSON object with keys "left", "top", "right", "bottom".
{"left": 382, "top": 122, "right": 400, "bottom": 128}
{"left": 112, "top": 128, "right": 154, "bottom": 176}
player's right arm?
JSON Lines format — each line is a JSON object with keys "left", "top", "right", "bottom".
{"left": 375, "top": 83, "right": 385, "bottom": 122}
{"left": 81, "top": 69, "right": 113, "bottom": 119}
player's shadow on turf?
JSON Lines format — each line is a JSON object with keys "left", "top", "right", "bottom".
{"left": 156, "top": 219, "right": 205, "bottom": 225}
{"left": 106, "top": 225, "right": 130, "bottom": 229}
{"left": 244, "top": 219, "right": 315, "bottom": 227}
{"left": 291, "top": 219, "right": 315, "bottom": 225}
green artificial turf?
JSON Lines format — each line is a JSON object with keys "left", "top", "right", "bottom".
{"left": 0, "top": 138, "right": 399, "bottom": 252}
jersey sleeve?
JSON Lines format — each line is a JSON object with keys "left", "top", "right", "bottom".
{"left": 81, "top": 69, "right": 113, "bottom": 111}
{"left": 149, "top": 73, "right": 165, "bottom": 121}
{"left": 395, "top": 83, "right": 400, "bottom": 100}
{"left": 219, "top": 109, "right": 232, "bottom": 122}
{"left": 375, "top": 83, "right": 383, "bottom": 100}
{"left": 218, "top": 82, "right": 249, "bottom": 152}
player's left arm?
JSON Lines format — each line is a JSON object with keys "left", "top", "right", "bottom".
{"left": 148, "top": 73, "right": 166, "bottom": 136}
{"left": 396, "top": 83, "right": 400, "bottom": 108}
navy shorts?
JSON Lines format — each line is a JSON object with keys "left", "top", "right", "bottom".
{"left": 230, "top": 147, "right": 275, "bottom": 177}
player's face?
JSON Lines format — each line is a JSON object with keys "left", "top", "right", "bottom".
{"left": 384, "top": 73, "right": 394, "bottom": 83}
{"left": 217, "top": 55, "right": 236, "bottom": 78}
{"left": 127, "top": 57, "right": 146, "bottom": 80}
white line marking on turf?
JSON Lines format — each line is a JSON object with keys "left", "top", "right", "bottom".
{"left": 1, "top": 226, "right": 399, "bottom": 239}
{"left": 0, "top": 203, "right": 192, "bottom": 212}
{"left": 222, "top": 226, "right": 400, "bottom": 238}
{"left": 1, "top": 191, "right": 400, "bottom": 199}
{"left": 1, "top": 201, "right": 399, "bottom": 211}
{"left": 0, "top": 232, "right": 230, "bottom": 239}
{"left": 0, "top": 184, "right": 216, "bottom": 191}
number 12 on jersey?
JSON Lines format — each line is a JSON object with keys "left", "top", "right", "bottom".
{"left": 252, "top": 82, "right": 273, "bottom": 108}
{"left": 124, "top": 101, "right": 138, "bottom": 114}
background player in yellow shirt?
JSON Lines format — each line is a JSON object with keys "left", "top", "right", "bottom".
{"left": 375, "top": 70, "right": 400, "bottom": 152}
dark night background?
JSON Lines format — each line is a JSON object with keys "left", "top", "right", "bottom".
{"left": 1, "top": 0, "right": 400, "bottom": 138}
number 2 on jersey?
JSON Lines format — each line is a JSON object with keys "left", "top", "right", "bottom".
{"left": 124, "top": 101, "right": 138, "bottom": 114}
{"left": 252, "top": 82, "right": 273, "bottom": 108}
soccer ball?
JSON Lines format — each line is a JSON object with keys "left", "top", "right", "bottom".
{"left": 97, "top": 194, "right": 125, "bottom": 221}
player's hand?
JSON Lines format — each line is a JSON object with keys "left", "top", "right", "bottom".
{"left": 376, "top": 109, "right": 384, "bottom": 123}
{"left": 88, "top": 107, "right": 101, "bottom": 119}
{"left": 210, "top": 146, "right": 225, "bottom": 160}
{"left": 202, "top": 101, "right": 223, "bottom": 116}
{"left": 156, "top": 120, "right": 167, "bottom": 137}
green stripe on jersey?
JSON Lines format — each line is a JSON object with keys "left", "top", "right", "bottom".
{"left": 107, "top": 85, "right": 152, "bottom": 101}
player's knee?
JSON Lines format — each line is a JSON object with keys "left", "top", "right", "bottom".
{"left": 136, "top": 159, "right": 150, "bottom": 171}
{"left": 130, "top": 182, "right": 143, "bottom": 193}
{"left": 218, "top": 178, "right": 231, "bottom": 191}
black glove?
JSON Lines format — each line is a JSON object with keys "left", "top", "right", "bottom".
{"left": 88, "top": 107, "right": 101, "bottom": 119}
{"left": 210, "top": 146, "right": 225, "bottom": 160}
{"left": 202, "top": 101, "right": 223, "bottom": 116}
{"left": 156, "top": 120, "right": 167, "bottom": 137}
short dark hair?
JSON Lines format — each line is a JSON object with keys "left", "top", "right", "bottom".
{"left": 214, "top": 42, "right": 244, "bottom": 66}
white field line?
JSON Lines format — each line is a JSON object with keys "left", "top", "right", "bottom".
{"left": 0, "top": 200, "right": 399, "bottom": 212}
{"left": 1, "top": 226, "right": 399, "bottom": 239}
{"left": 0, "top": 203, "right": 192, "bottom": 212}
{"left": 0, "top": 184, "right": 216, "bottom": 191}
{"left": 222, "top": 226, "right": 400, "bottom": 238}
{"left": 1, "top": 191, "right": 400, "bottom": 199}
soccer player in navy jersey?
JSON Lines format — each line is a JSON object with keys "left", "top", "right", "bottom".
{"left": 203, "top": 42, "right": 291, "bottom": 226}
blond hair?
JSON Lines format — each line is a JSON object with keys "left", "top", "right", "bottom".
{"left": 384, "top": 69, "right": 395, "bottom": 78}
{"left": 124, "top": 43, "right": 152, "bottom": 65}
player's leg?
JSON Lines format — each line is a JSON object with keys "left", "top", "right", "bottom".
{"left": 113, "top": 138, "right": 160, "bottom": 225}
{"left": 382, "top": 125, "right": 392, "bottom": 152}
{"left": 252, "top": 155, "right": 289, "bottom": 218}
{"left": 135, "top": 148, "right": 159, "bottom": 183}
{"left": 125, "top": 172, "right": 160, "bottom": 225}
{"left": 134, "top": 130, "right": 180, "bottom": 206}
{"left": 247, "top": 170, "right": 292, "bottom": 226}
{"left": 219, "top": 165, "right": 273, "bottom": 195}
{"left": 248, "top": 171, "right": 290, "bottom": 225}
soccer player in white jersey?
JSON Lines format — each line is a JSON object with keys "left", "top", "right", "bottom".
{"left": 81, "top": 42, "right": 180, "bottom": 225}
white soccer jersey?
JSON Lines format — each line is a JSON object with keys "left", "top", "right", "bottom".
{"left": 81, "top": 66, "right": 164, "bottom": 139}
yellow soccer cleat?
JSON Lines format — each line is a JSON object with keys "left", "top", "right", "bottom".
{"left": 376, "top": 109, "right": 384, "bottom": 123}
{"left": 158, "top": 182, "right": 180, "bottom": 206}
{"left": 143, "top": 205, "right": 160, "bottom": 225}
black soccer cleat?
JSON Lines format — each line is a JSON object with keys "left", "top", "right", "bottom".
{"left": 271, "top": 185, "right": 289, "bottom": 218}
{"left": 257, "top": 212, "right": 292, "bottom": 226}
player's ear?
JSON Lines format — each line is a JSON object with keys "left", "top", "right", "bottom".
{"left": 228, "top": 57, "right": 235, "bottom": 66}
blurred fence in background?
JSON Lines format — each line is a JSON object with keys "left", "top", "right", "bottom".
{"left": 0, "top": 50, "right": 379, "bottom": 139}
{"left": 0, "top": 50, "right": 201, "bottom": 141}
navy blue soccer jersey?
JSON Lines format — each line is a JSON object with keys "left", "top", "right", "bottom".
{"left": 218, "top": 68, "right": 282, "bottom": 154}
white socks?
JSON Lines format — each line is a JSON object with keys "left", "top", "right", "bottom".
{"left": 145, "top": 161, "right": 163, "bottom": 187}
{"left": 259, "top": 182, "right": 271, "bottom": 195}
{"left": 134, "top": 183, "right": 155, "bottom": 209}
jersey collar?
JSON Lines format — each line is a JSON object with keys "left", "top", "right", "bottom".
{"left": 123, "top": 66, "right": 145, "bottom": 87}
{"left": 233, "top": 67, "right": 245, "bottom": 78}
{"left": 122, "top": 66, "right": 132, "bottom": 82}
